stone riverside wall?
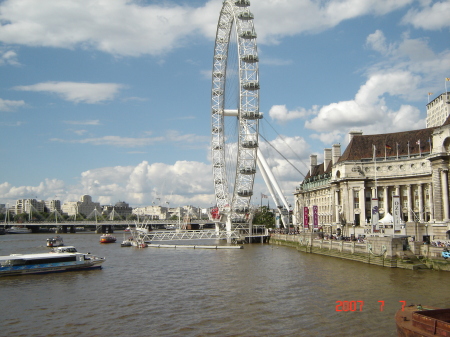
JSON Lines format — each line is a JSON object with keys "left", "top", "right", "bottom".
{"left": 269, "top": 233, "right": 450, "bottom": 271}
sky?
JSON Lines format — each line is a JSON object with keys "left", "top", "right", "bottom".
{"left": 0, "top": 0, "right": 449, "bottom": 209}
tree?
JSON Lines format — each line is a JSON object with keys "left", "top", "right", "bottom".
{"left": 252, "top": 206, "right": 275, "bottom": 228}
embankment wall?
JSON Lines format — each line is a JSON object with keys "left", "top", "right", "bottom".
{"left": 269, "top": 233, "right": 450, "bottom": 271}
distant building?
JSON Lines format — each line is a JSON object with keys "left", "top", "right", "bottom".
{"left": 62, "top": 195, "right": 101, "bottom": 217}
{"left": 45, "top": 200, "right": 62, "bottom": 214}
{"left": 132, "top": 205, "right": 169, "bottom": 219}
{"left": 102, "top": 201, "right": 133, "bottom": 219}
{"left": 15, "top": 199, "right": 45, "bottom": 214}
{"left": 426, "top": 92, "right": 450, "bottom": 127}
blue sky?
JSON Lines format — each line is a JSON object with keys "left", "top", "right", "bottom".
{"left": 0, "top": 0, "right": 449, "bottom": 208}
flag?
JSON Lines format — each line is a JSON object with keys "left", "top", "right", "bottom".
{"left": 446, "top": 78, "right": 450, "bottom": 81}
{"left": 261, "top": 193, "right": 268, "bottom": 198}
{"left": 428, "top": 92, "right": 433, "bottom": 95}
{"left": 385, "top": 144, "right": 392, "bottom": 150}
{"left": 416, "top": 140, "right": 421, "bottom": 146}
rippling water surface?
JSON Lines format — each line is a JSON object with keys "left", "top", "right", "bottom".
{"left": 1, "top": 232, "right": 449, "bottom": 337}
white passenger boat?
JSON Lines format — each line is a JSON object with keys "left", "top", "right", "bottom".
{"left": 0, "top": 246, "right": 105, "bottom": 277}
{"left": 46, "top": 235, "right": 64, "bottom": 247}
{"left": 6, "top": 226, "right": 32, "bottom": 234}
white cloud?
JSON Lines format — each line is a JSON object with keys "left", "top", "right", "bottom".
{"left": 63, "top": 120, "right": 101, "bottom": 125}
{"left": 276, "top": 30, "right": 448, "bottom": 144}
{"left": 0, "top": 0, "right": 214, "bottom": 57}
{"left": 50, "top": 135, "right": 164, "bottom": 148}
{"left": 0, "top": 179, "right": 66, "bottom": 201}
{"left": 402, "top": 1, "right": 450, "bottom": 30}
{"left": 269, "top": 105, "right": 311, "bottom": 123}
{"left": 0, "top": 48, "right": 20, "bottom": 65}
{"left": 0, "top": 0, "right": 415, "bottom": 57}
{"left": 366, "top": 30, "right": 392, "bottom": 55}
{"left": 0, "top": 97, "right": 26, "bottom": 111}
{"left": 252, "top": 0, "right": 413, "bottom": 44}
{"left": 305, "top": 71, "right": 424, "bottom": 132}
{"left": 49, "top": 129, "right": 209, "bottom": 149}
{"left": 13, "top": 81, "right": 123, "bottom": 104}
{"left": 0, "top": 160, "right": 214, "bottom": 206}
{"left": 165, "top": 130, "right": 210, "bottom": 148}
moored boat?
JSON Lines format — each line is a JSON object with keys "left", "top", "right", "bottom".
{"left": 100, "top": 234, "right": 116, "bottom": 243}
{"left": 121, "top": 233, "right": 134, "bottom": 247}
{"left": 6, "top": 226, "right": 32, "bottom": 234}
{"left": 396, "top": 305, "right": 450, "bottom": 336}
{"left": 46, "top": 235, "right": 64, "bottom": 247}
{"left": 0, "top": 246, "right": 105, "bottom": 277}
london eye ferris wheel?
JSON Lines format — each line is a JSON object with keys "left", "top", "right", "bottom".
{"left": 211, "top": 0, "right": 261, "bottom": 227}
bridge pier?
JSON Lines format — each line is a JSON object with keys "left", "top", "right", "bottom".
{"left": 30, "top": 226, "right": 40, "bottom": 233}
{"left": 96, "top": 225, "right": 114, "bottom": 234}
{"left": 55, "top": 225, "right": 76, "bottom": 234}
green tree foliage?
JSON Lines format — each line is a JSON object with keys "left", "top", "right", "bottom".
{"left": 252, "top": 206, "right": 275, "bottom": 228}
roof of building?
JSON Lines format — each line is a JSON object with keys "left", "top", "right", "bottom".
{"left": 337, "top": 127, "right": 437, "bottom": 163}
{"left": 305, "top": 160, "right": 332, "bottom": 179}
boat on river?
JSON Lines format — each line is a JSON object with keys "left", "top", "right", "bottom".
{"left": 46, "top": 235, "right": 64, "bottom": 247}
{"left": 396, "top": 305, "right": 450, "bottom": 336}
{"left": 6, "top": 226, "right": 32, "bottom": 234}
{"left": 121, "top": 235, "right": 134, "bottom": 247}
{"left": 0, "top": 246, "right": 105, "bottom": 277}
{"left": 100, "top": 234, "right": 116, "bottom": 243}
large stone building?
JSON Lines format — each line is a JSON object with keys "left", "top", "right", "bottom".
{"left": 295, "top": 96, "right": 450, "bottom": 241}
{"left": 102, "top": 201, "right": 133, "bottom": 219}
{"left": 132, "top": 205, "right": 169, "bottom": 219}
{"left": 62, "top": 195, "right": 101, "bottom": 217}
{"left": 15, "top": 199, "right": 46, "bottom": 214}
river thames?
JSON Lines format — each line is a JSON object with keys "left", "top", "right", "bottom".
{"left": 1, "top": 232, "right": 450, "bottom": 337}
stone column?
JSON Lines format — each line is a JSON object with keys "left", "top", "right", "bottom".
{"left": 442, "top": 169, "right": 449, "bottom": 221}
{"left": 428, "top": 183, "right": 434, "bottom": 221}
{"left": 432, "top": 167, "right": 443, "bottom": 221}
{"left": 359, "top": 188, "right": 366, "bottom": 225}
{"left": 418, "top": 183, "right": 424, "bottom": 222}
{"left": 372, "top": 187, "right": 377, "bottom": 199}
{"left": 407, "top": 185, "right": 413, "bottom": 222}
{"left": 384, "top": 186, "right": 389, "bottom": 215}
{"left": 349, "top": 188, "right": 355, "bottom": 221}
{"left": 334, "top": 189, "right": 340, "bottom": 224}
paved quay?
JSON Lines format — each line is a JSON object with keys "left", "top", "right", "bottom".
{"left": 269, "top": 232, "right": 450, "bottom": 271}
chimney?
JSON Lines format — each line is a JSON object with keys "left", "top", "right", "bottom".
{"left": 332, "top": 144, "right": 341, "bottom": 165}
{"left": 310, "top": 154, "right": 317, "bottom": 175}
{"left": 324, "top": 148, "right": 332, "bottom": 170}
{"left": 348, "top": 130, "right": 363, "bottom": 143}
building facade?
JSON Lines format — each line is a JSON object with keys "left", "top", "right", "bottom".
{"left": 295, "top": 113, "right": 450, "bottom": 241}
{"left": 426, "top": 92, "right": 450, "bottom": 128}
{"left": 132, "top": 205, "right": 169, "bottom": 219}
{"left": 15, "top": 199, "right": 46, "bottom": 214}
{"left": 102, "top": 201, "right": 133, "bottom": 219}
{"left": 62, "top": 195, "right": 101, "bottom": 217}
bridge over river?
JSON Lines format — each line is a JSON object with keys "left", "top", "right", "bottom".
{"left": 3, "top": 219, "right": 215, "bottom": 233}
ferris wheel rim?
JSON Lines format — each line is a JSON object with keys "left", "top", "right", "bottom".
{"left": 211, "top": 0, "right": 261, "bottom": 220}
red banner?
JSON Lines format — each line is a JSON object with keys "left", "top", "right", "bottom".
{"left": 313, "top": 205, "right": 319, "bottom": 229}
{"left": 303, "top": 207, "right": 309, "bottom": 229}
